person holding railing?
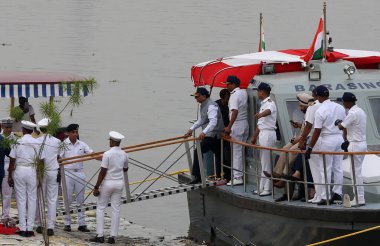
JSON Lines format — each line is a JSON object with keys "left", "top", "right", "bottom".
{"left": 185, "top": 87, "right": 224, "bottom": 184}
{"left": 223, "top": 76, "right": 249, "bottom": 186}
{"left": 251, "top": 82, "right": 277, "bottom": 196}
{"left": 335, "top": 92, "right": 367, "bottom": 207}
{"left": 306, "top": 85, "right": 346, "bottom": 205}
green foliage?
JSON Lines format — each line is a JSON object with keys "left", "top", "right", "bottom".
{"left": 0, "top": 136, "right": 18, "bottom": 150}
{"left": 10, "top": 107, "right": 24, "bottom": 121}
{"left": 39, "top": 102, "right": 61, "bottom": 136}
{"left": 34, "top": 157, "right": 45, "bottom": 185}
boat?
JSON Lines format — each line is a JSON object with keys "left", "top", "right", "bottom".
{"left": 182, "top": 10, "right": 380, "bottom": 246}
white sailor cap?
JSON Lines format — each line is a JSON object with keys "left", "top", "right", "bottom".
{"left": 37, "top": 118, "right": 50, "bottom": 128}
{"left": 21, "top": 120, "right": 37, "bottom": 130}
{"left": 109, "top": 131, "right": 125, "bottom": 142}
{"left": 1, "top": 117, "right": 13, "bottom": 126}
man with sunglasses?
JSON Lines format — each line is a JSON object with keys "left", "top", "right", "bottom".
{"left": 185, "top": 87, "right": 224, "bottom": 184}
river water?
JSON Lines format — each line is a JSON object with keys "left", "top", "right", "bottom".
{"left": 0, "top": 0, "right": 379, "bottom": 236}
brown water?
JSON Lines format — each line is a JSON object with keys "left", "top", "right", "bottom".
{"left": 0, "top": 0, "right": 379, "bottom": 235}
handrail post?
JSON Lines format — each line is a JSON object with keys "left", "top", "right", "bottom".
{"left": 184, "top": 141, "right": 193, "bottom": 174}
{"left": 322, "top": 154, "right": 330, "bottom": 205}
{"left": 285, "top": 152, "right": 290, "bottom": 202}
{"left": 243, "top": 146, "right": 246, "bottom": 192}
{"left": 301, "top": 155, "right": 309, "bottom": 203}
{"left": 196, "top": 140, "right": 207, "bottom": 188}
{"left": 255, "top": 148, "right": 260, "bottom": 193}
{"left": 350, "top": 153, "right": 359, "bottom": 206}
{"left": 124, "top": 170, "right": 131, "bottom": 203}
{"left": 220, "top": 138, "right": 224, "bottom": 180}
{"left": 59, "top": 166, "right": 71, "bottom": 218}
{"left": 230, "top": 142, "right": 234, "bottom": 187}
{"left": 270, "top": 149, "right": 274, "bottom": 199}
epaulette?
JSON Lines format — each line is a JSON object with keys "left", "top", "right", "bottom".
{"left": 268, "top": 99, "right": 272, "bottom": 102}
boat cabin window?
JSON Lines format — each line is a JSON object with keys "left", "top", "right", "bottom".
{"left": 369, "top": 98, "right": 380, "bottom": 135}
{"left": 285, "top": 101, "right": 304, "bottom": 137}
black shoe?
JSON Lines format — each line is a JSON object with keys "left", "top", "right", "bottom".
{"left": 329, "top": 193, "right": 342, "bottom": 204}
{"left": 47, "top": 229, "right": 54, "bottom": 236}
{"left": 25, "top": 231, "right": 34, "bottom": 237}
{"left": 108, "top": 237, "right": 115, "bottom": 244}
{"left": 275, "top": 194, "right": 288, "bottom": 202}
{"left": 317, "top": 199, "right": 327, "bottom": 206}
{"left": 188, "top": 178, "right": 201, "bottom": 184}
{"left": 78, "top": 225, "right": 90, "bottom": 232}
{"left": 90, "top": 236, "right": 104, "bottom": 243}
{"left": 16, "top": 230, "right": 26, "bottom": 236}
{"left": 36, "top": 226, "right": 43, "bottom": 234}
{"left": 64, "top": 225, "right": 71, "bottom": 232}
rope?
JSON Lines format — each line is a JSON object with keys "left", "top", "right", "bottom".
{"left": 307, "top": 225, "right": 380, "bottom": 246}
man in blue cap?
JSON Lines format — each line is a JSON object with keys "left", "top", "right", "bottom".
{"left": 306, "top": 85, "right": 346, "bottom": 205}
{"left": 223, "top": 75, "right": 249, "bottom": 186}
{"left": 251, "top": 82, "right": 277, "bottom": 196}
{"left": 335, "top": 92, "right": 367, "bottom": 207}
{"left": 185, "top": 87, "right": 224, "bottom": 184}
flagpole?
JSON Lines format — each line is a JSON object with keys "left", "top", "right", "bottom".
{"left": 259, "top": 12, "right": 262, "bottom": 52}
{"left": 323, "top": 1, "right": 327, "bottom": 60}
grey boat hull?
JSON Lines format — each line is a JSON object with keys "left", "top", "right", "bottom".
{"left": 185, "top": 179, "right": 380, "bottom": 246}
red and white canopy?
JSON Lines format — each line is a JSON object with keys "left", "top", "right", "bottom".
{"left": 191, "top": 49, "right": 380, "bottom": 89}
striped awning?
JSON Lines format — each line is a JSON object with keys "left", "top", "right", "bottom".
{"left": 0, "top": 71, "right": 89, "bottom": 98}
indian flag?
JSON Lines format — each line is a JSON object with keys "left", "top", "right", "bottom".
{"left": 259, "top": 23, "right": 265, "bottom": 52}
{"left": 302, "top": 16, "right": 324, "bottom": 62}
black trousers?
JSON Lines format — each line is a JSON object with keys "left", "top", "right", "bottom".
{"left": 192, "top": 136, "right": 221, "bottom": 180}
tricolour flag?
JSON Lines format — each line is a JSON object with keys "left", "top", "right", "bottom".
{"left": 302, "top": 16, "right": 324, "bottom": 62}
{"left": 258, "top": 18, "right": 265, "bottom": 52}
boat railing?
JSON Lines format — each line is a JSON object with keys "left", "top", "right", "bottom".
{"left": 217, "top": 135, "right": 380, "bottom": 206}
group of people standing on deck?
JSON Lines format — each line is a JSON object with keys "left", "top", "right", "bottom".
{"left": 187, "top": 75, "right": 367, "bottom": 207}
{"left": 0, "top": 97, "right": 129, "bottom": 244}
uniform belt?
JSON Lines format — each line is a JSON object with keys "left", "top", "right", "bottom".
{"left": 65, "top": 169, "right": 82, "bottom": 172}
{"left": 321, "top": 133, "right": 341, "bottom": 137}
{"left": 259, "top": 128, "right": 275, "bottom": 131}
{"left": 16, "top": 164, "right": 34, "bottom": 167}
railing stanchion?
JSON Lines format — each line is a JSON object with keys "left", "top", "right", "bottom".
{"left": 230, "top": 142, "right": 234, "bottom": 187}
{"left": 285, "top": 152, "right": 290, "bottom": 202}
{"left": 302, "top": 155, "right": 308, "bottom": 203}
{"left": 124, "top": 170, "right": 131, "bottom": 203}
{"left": 184, "top": 141, "right": 193, "bottom": 174}
{"left": 196, "top": 140, "right": 207, "bottom": 188}
{"left": 221, "top": 138, "right": 224, "bottom": 180}
{"left": 322, "top": 154, "right": 330, "bottom": 205}
{"left": 255, "top": 147, "right": 260, "bottom": 193}
{"left": 243, "top": 146, "right": 247, "bottom": 192}
{"left": 59, "top": 166, "right": 71, "bottom": 218}
{"left": 350, "top": 153, "right": 359, "bottom": 206}
{"left": 270, "top": 150, "right": 274, "bottom": 199}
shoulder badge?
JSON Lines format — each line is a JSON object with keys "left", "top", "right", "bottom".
{"left": 268, "top": 99, "right": 272, "bottom": 102}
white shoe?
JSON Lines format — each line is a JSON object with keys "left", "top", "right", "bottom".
{"left": 308, "top": 196, "right": 317, "bottom": 203}
{"left": 226, "top": 178, "right": 243, "bottom": 186}
{"left": 252, "top": 190, "right": 260, "bottom": 195}
{"left": 350, "top": 199, "right": 365, "bottom": 207}
{"left": 259, "top": 190, "right": 272, "bottom": 196}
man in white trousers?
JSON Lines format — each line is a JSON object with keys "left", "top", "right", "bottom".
{"left": 336, "top": 92, "right": 367, "bottom": 207}
{"left": 1, "top": 118, "right": 15, "bottom": 220}
{"left": 251, "top": 82, "right": 277, "bottom": 196}
{"left": 91, "top": 131, "right": 128, "bottom": 244}
{"left": 306, "top": 85, "right": 346, "bottom": 205}
{"left": 35, "top": 118, "right": 62, "bottom": 236}
{"left": 60, "top": 124, "right": 93, "bottom": 232}
{"left": 8, "top": 120, "right": 45, "bottom": 237}
{"left": 223, "top": 75, "right": 249, "bottom": 186}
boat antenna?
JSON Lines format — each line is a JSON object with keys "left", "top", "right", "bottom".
{"left": 323, "top": 1, "right": 327, "bottom": 61}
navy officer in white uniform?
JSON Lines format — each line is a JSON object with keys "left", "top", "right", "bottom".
{"left": 59, "top": 123, "right": 93, "bottom": 232}
{"left": 91, "top": 131, "right": 129, "bottom": 244}
{"left": 35, "top": 118, "right": 62, "bottom": 236}
{"left": 335, "top": 92, "right": 367, "bottom": 207}
{"left": 223, "top": 76, "right": 249, "bottom": 186}
{"left": 251, "top": 82, "right": 277, "bottom": 196}
{"left": 8, "top": 120, "right": 45, "bottom": 237}
{"left": 306, "top": 85, "right": 346, "bottom": 205}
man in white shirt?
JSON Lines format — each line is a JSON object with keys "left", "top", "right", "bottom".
{"left": 35, "top": 118, "right": 62, "bottom": 236}
{"left": 12, "top": 97, "right": 36, "bottom": 132}
{"left": 91, "top": 131, "right": 128, "bottom": 244}
{"left": 306, "top": 85, "right": 346, "bottom": 205}
{"left": 251, "top": 82, "right": 277, "bottom": 196}
{"left": 223, "top": 76, "right": 249, "bottom": 186}
{"left": 336, "top": 92, "right": 367, "bottom": 207}
{"left": 60, "top": 124, "right": 93, "bottom": 232}
{"left": 8, "top": 120, "right": 45, "bottom": 237}
{"left": 185, "top": 87, "right": 224, "bottom": 184}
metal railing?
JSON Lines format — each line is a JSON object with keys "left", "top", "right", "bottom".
{"left": 216, "top": 136, "right": 380, "bottom": 206}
